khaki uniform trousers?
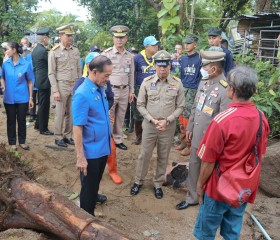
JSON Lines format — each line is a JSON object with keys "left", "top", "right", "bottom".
{"left": 186, "top": 147, "right": 201, "bottom": 204}
{"left": 135, "top": 118, "right": 176, "bottom": 188}
{"left": 54, "top": 81, "right": 73, "bottom": 139}
{"left": 110, "top": 87, "right": 129, "bottom": 144}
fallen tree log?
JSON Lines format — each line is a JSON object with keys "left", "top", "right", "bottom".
{"left": 0, "top": 144, "right": 129, "bottom": 240}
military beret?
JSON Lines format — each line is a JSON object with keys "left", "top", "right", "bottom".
{"left": 110, "top": 25, "right": 129, "bottom": 37}
{"left": 208, "top": 27, "right": 222, "bottom": 36}
{"left": 128, "top": 47, "right": 139, "bottom": 53}
{"left": 200, "top": 50, "right": 225, "bottom": 66}
{"left": 90, "top": 45, "right": 100, "bottom": 52}
{"left": 153, "top": 50, "right": 171, "bottom": 66}
{"left": 183, "top": 34, "right": 198, "bottom": 44}
{"left": 143, "top": 36, "right": 160, "bottom": 46}
{"left": 36, "top": 27, "right": 50, "bottom": 36}
{"left": 56, "top": 23, "right": 75, "bottom": 35}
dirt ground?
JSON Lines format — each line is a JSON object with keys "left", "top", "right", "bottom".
{"left": 0, "top": 105, "right": 279, "bottom": 240}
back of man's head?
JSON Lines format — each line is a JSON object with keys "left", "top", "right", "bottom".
{"left": 89, "top": 55, "right": 112, "bottom": 72}
{"left": 227, "top": 66, "right": 257, "bottom": 100}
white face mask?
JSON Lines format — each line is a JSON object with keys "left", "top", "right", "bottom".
{"left": 22, "top": 45, "right": 28, "bottom": 51}
{"left": 200, "top": 68, "right": 210, "bottom": 79}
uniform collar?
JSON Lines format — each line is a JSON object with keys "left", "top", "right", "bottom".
{"left": 7, "top": 56, "right": 25, "bottom": 66}
{"left": 207, "top": 73, "right": 225, "bottom": 85}
{"left": 85, "top": 77, "right": 102, "bottom": 93}
{"left": 152, "top": 73, "right": 173, "bottom": 83}
{"left": 228, "top": 101, "right": 255, "bottom": 108}
{"left": 112, "top": 46, "right": 127, "bottom": 54}
{"left": 60, "top": 43, "right": 73, "bottom": 50}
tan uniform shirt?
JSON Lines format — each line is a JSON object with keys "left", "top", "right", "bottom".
{"left": 137, "top": 73, "right": 185, "bottom": 123}
{"left": 102, "top": 46, "right": 134, "bottom": 93}
{"left": 48, "top": 44, "right": 81, "bottom": 93}
{"left": 187, "top": 73, "right": 231, "bottom": 148}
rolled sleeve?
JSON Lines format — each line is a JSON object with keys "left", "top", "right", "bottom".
{"left": 72, "top": 93, "right": 89, "bottom": 126}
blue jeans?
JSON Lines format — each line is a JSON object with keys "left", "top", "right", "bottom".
{"left": 194, "top": 193, "right": 247, "bottom": 240}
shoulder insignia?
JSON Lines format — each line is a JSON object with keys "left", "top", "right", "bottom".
{"left": 144, "top": 75, "right": 154, "bottom": 81}
{"left": 219, "top": 79, "right": 228, "bottom": 88}
{"left": 104, "top": 47, "right": 113, "bottom": 53}
{"left": 51, "top": 45, "right": 60, "bottom": 51}
{"left": 171, "top": 75, "right": 180, "bottom": 82}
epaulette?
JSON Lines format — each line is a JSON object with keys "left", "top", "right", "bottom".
{"left": 51, "top": 44, "right": 60, "bottom": 51}
{"left": 144, "top": 75, "right": 154, "bottom": 81}
{"left": 104, "top": 47, "right": 113, "bottom": 53}
{"left": 219, "top": 79, "right": 228, "bottom": 88}
{"left": 171, "top": 75, "right": 181, "bottom": 82}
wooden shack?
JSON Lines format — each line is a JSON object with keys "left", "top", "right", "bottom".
{"left": 232, "top": 12, "right": 280, "bottom": 65}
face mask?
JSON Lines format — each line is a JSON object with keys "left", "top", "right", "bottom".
{"left": 200, "top": 68, "right": 209, "bottom": 79}
{"left": 22, "top": 45, "right": 28, "bottom": 51}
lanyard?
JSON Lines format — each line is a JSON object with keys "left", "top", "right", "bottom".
{"left": 140, "top": 50, "right": 154, "bottom": 73}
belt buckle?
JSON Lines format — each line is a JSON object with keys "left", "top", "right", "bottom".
{"left": 120, "top": 85, "right": 124, "bottom": 89}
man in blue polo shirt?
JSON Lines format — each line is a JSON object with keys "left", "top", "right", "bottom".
{"left": 133, "top": 36, "right": 159, "bottom": 145}
{"left": 72, "top": 55, "right": 112, "bottom": 216}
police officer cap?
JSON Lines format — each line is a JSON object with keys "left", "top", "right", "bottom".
{"left": 56, "top": 23, "right": 75, "bottom": 35}
{"left": 110, "top": 25, "right": 129, "bottom": 37}
{"left": 208, "top": 27, "right": 222, "bottom": 36}
{"left": 90, "top": 45, "right": 100, "bottom": 52}
{"left": 1, "top": 42, "right": 8, "bottom": 49}
{"left": 183, "top": 34, "right": 198, "bottom": 44}
{"left": 153, "top": 50, "right": 171, "bottom": 66}
{"left": 200, "top": 50, "right": 225, "bottom": 66}
{"left": 36, "top": 27, "right": 50, "bottom": 36}
{"left": 128, "top": 47, "right": 139, "bottom": 54}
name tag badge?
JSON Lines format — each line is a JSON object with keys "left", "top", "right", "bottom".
{"left": 202, "top": 105, "right": 214, "bottom": 116}
{"left": 124, "top": 67, "right": 130, "bottom": 73}
{"left": 168, "top": 86, "right": 177, "bottom": 90}
{"left": 196, "top": 93, "right": 206, "bottom": 111}
{"left": 150, "top": 82, "right": 157, "bottom": 90}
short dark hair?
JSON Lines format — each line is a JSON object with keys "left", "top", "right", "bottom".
{"left": 89, "top": 55, "right": 112, "bottom": 72}
{"left": 7, "top": 42, "right": 23, "bottom": 54}
{"left": 209, "top": 61, "right": 224, "bottom": 74}
{"left": 227, "top": 66, "right": 258, "bottom": 100}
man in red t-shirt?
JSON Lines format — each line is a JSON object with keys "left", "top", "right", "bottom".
{"left": 193, "top": 66, "right": 270, "bottom": 239}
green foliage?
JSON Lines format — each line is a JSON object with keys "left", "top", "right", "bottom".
{"left": 235, "top": 54, "right": 280, "bottom": 138}
{"left": 0, "top": 0, "right": 38, "bottom": 41}
{"left": 157, "top": 0, "right": 180, "bottom": 35}
{"left": 78, "top": 0, "right": 158, "bottom": 50}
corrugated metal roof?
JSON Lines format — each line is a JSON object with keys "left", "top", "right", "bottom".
{"left": 239, "top": 12, "right": 280, "bottom": 20}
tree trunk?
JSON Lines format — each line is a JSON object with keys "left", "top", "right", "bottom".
{"left": 0, "top": 177, "right": 129, "bottom": 240}
{"left": 256, "top": 0, "right": 272, "bottom": 12}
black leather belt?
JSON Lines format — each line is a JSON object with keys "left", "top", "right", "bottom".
{"left": 111, "top": 85, "right": 127, "bottom": 89}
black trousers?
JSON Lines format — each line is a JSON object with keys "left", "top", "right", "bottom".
{"left": 4, "top": 103, "right": 28, "bottom": 145}
{"left": 80, "top": 155, "right": 108, "bottom": 215}
{"left": 35, "top": 88, "right": 51, "bottom": 132}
